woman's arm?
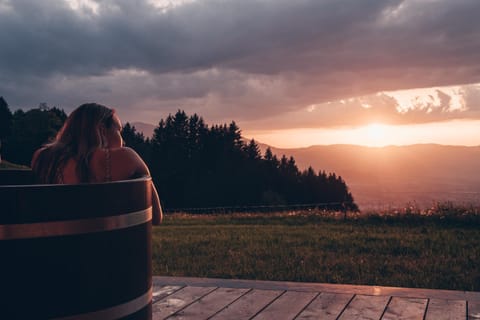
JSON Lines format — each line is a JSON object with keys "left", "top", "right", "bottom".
{"left": 151, "top": 182, "right": 163, "bottom": 225}
{"left": 115, "top": 147, "right": 163, "bottom": 225}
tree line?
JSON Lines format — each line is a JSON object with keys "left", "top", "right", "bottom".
{"left": 0, "top": 97, "right": 358, "bottom": 212}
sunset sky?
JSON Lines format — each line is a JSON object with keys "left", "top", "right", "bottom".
{"left": 1, "top": 0, "right": 479, "bottom": 148}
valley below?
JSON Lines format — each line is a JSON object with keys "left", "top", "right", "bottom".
{"left": 266, "top": 144, "right": 480, "bottom": 210}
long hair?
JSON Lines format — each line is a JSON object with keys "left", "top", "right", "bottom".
{"left": 32, "top": 103, "right": 115, "bottom": 183}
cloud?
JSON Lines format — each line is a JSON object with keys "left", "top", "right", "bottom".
{"left": 240, "top": 84, "right": 480, "bottom": 130}
{"left": 1, "top": 0, "right": 480, "bottom": 127}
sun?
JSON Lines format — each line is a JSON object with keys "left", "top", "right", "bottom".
{"left": 365, "top": 123, "right": 389, "bottom": 146}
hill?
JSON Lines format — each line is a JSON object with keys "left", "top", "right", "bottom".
{"left": 262, "top": 144, "right": 480, "bottom": 210}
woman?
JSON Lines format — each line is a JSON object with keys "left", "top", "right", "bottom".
{"left": 31, "top": 103, "right": 162, "bottom": 225}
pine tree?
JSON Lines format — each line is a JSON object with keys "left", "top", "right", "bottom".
{"left": 3, "top": 105, "right": 66, "bottom": 165}
{"left": 244, "top": 139, "right": 261, "bottom": 160}
{"left": 0, "top": 97, "right": 13, "bottom": 141}
{"left": 4, "top": 105, "right": 358, "bottom": 211}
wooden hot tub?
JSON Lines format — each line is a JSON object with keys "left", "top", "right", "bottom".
{"left": 0, "top": 170, "right": 153, "bottom": 319}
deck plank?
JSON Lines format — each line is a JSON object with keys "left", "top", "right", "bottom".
{"left": 152, "top": 286, "right": 216, "bottom": 320}
{"left": 166, "top": 287, "right": 249, "bottom": 320}
{"left": 469, "top": 301, "right": 480, "bottom": 319}
{"left": 338, "top": 294, "right": 391, "bottom": 320}
{"left": 209, "top": 289, "right": 283, "bottom": 320}
{"left": 381, "top": 297, "right": 427, "bottom": 320}
{"left": 152, "top": 277, "right": 479, "bottom": 320}
{"left": 425, "top": 299, "right": 466, "bottom": 320}
{"left": 252, "top": 290, "right": 318, "bottom": 320}
{"left": 152, "top": 285, "right": 184, "bottom": 303}
{"left": 154, "top": 276, "right": 480, "bottom": 301}
{"left": 296, "top": 292, "right": 354, "bottom": 320}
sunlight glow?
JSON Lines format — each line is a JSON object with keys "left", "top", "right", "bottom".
{"left": 365, "top": 123, "right": 389, "bottom": 147}
{"left": 245, "top": 120, "right": 480, "bottom": 148}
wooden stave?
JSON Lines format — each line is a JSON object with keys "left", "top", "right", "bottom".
{"left": 0, "top": 177, "right": 153, "bottom": 319}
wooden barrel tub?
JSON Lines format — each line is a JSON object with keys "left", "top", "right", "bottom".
{"left": 0, "top": 170, "right": 153, "bottom": 319}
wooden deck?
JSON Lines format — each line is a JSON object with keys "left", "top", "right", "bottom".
{"left": 152, "top": 276, "right": 480, "bottom": 320}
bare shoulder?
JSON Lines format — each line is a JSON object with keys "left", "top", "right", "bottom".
{"left": 110, "top": 147, "right": 143, "bottom": 162}
{"left": 109, "top": 147, "right": 150, "bottom": 179}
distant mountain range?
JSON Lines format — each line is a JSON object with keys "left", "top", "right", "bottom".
{"left": 130, "top": 122, "right": 480, "bottom": 210}
{"left": 264, "top": 144, "right": 480, "bottom": 210}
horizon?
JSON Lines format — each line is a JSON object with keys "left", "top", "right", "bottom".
{"left": 2, "top": 1, "right": 480, "bottom": 149}
{"left": 242, "top": 119, "right": 480, "bottom": 148}
{"left": 130, "top": 121, "right": 480, "bottom": 149}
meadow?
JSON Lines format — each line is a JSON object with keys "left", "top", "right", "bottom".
{"left": 152, "top": 207, "right": 480, "bottom": 292}
{"left": 2, "top": 162, "right": 478, "bottom": 291}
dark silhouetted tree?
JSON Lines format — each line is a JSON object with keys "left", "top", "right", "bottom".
{"left": 0, "top": 97, "right": 13, "bottom": 141}
{"left": 0, "top": 97, "right": 13, "bottom": 161}
{"left": 3, "top": 105, "right": 358, "bottom": 212}
{"left": 122, "top": 122, "right": 150, "bottom": 163}
{"left": 147, "top": 110, "right": 358, "bottom": 211}
{"left": 2, "top": 103, "right": 66, "bottom": 165}
{"left": 244, "top": 139, "right": 261, "bottom": 161}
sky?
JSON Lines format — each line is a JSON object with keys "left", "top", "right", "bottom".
{"left": 1, "top": 0, "right": 480, "bottom": 148}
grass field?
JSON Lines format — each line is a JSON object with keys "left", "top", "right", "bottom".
{"left": 152, "top": 209, "right": 480, "bottom": 292}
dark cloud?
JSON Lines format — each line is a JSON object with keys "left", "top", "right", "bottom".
{"left": 1, "top": 0, "right": 480, "bottom": 127}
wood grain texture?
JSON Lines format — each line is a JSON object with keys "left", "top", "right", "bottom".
{"left": 166, "top": 287, "right": 249, "bottom": 320}
{"left": 469, "top": 300, "right": 480, "bottom": 319}
{"left": 296, "top": 292, "right": 354, "bottom": 320}
{"left": 209, "top": 289, "right": 283, "bottom": 320}
{"left": 152, "top": 286, "right": 216, "bottom": 320}
{"left": 152, "top": 277, "right": 478, "bottom": 320}
{"left": 154, "top": 276, "right": 480, "bottom": 301}
{"left": 382, "top": 297, "right": 427, "bottom": 320}
{"left": 252, "top": 290, "right": 318, "bottom": 320}
{"left": 425, "top": 299, "right": 466, "bottom": 320}
{"left": 152, "top": 285, "right": 183, "bottom": 303}
{"left": 338, "top": 295, "right": 390, "bottom": 320}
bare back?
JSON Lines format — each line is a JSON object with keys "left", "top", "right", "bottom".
{"left": 58, "top": 147, "right": 150, "bottom": 184}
